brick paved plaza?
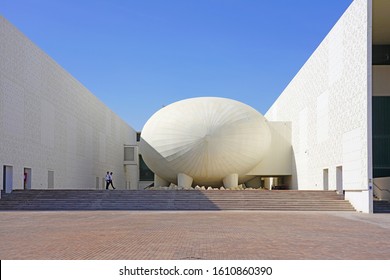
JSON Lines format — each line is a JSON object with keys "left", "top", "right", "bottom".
{"left": 0, "top": 211, "right": 390, "bottom": 260}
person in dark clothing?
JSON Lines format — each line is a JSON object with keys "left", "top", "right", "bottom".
{"left": 107, "top": 172, "right": 115, "bottom": 189}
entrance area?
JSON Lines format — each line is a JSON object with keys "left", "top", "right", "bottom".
{"left": 336, "top": 166, "right": 343, "bottom": 194}
{"left": 3, "top": 165, "right": 13, "bottom": 193}
{"left": 24, "top": 168, "right": 32, "bottom": 190}
{"left": 323, "top": 169, "right": 329, "bottom": 191}
{"left": 48, "top": 170, "right": 54, "bottom": 189}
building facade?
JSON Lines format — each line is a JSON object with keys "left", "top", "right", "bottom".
{"left": 0, "top": 16, "right": 139, "bottom": 193}
{"left": 1, "top": 0, "right": 389, "bottom": 213}
{"left": 266, "top": 0, "right": 390, "bottom": 213}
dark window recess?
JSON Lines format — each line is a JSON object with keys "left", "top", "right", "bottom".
{"left": 139, "top": 155, "right": 154, "bottom": 181}
{"left": 373, "top": 45, "right": 390, "bottom": 65}
{"left": 373, "top": 97, "right": 390, "bottom": 177}
{"left": 136, "top": 132, "right": 141, "bottom": 142}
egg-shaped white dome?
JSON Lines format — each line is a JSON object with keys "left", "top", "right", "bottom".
{"left": 140, "top": 97, "right": 271, "bottom": 186}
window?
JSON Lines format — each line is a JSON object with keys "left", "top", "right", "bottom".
{"left": 373, "top": 45, "right": 390, "bottom": 65}
{"left": 124, "top": 146, "right": 135, "bottom": 162}
{"left": 139, "top": 155, "right": 154, "bottom": 181}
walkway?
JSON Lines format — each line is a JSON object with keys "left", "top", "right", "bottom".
{"left": 0, "top": 211, "right": 390, "bottom": 259}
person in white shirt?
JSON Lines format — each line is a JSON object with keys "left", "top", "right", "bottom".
{"left": 105, "top": 171, "right": 114, "bottom": 190}
{"left": 108, "top": 172, "right": 115, "bottom": 189}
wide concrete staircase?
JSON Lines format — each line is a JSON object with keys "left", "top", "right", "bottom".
{"left": 0, "top": 190, "right": 355, "bottom": 211}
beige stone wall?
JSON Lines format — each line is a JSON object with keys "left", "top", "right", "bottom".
{"left": 0, "top": 16, "right": 138, "bottom": 191}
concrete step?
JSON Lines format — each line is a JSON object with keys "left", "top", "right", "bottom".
{"left": 373, "top": 200, "right": 390, "bottom": 213}
{"left": 0, "top": 190, "right": 356, "bottom": 211}
{"left": 0, "top": 190, "right": 345, "bottom": 199}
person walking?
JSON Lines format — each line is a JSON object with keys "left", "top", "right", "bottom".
{"left": 105, "top": 171, "right": 111, "bottom": 190}
{"left": 108, "top": 172, "right": 115, "bottom": 189}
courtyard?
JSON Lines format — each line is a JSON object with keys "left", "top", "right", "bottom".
{"left": 0, "top": 210, "right": 389, "bottom": 260}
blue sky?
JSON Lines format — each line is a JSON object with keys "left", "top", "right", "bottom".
{"left": 1, "top": 0, "right": 352, "bottom": 131}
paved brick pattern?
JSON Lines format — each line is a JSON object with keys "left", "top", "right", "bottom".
{"left": 0, "top": 211, "right": 389, "bottom": 260}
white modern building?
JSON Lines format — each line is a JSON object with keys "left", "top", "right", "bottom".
{"left": 266, "top": 0, "right": 390, "bottom": 213}
{"left": 1, "top": 0, "right": 389, "bottom": 213}
{"left": 0, "top": 16, "right": 140, "bottom": 194}
{"left": 139, "top": 97, "right": 291, "bottom": 189}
